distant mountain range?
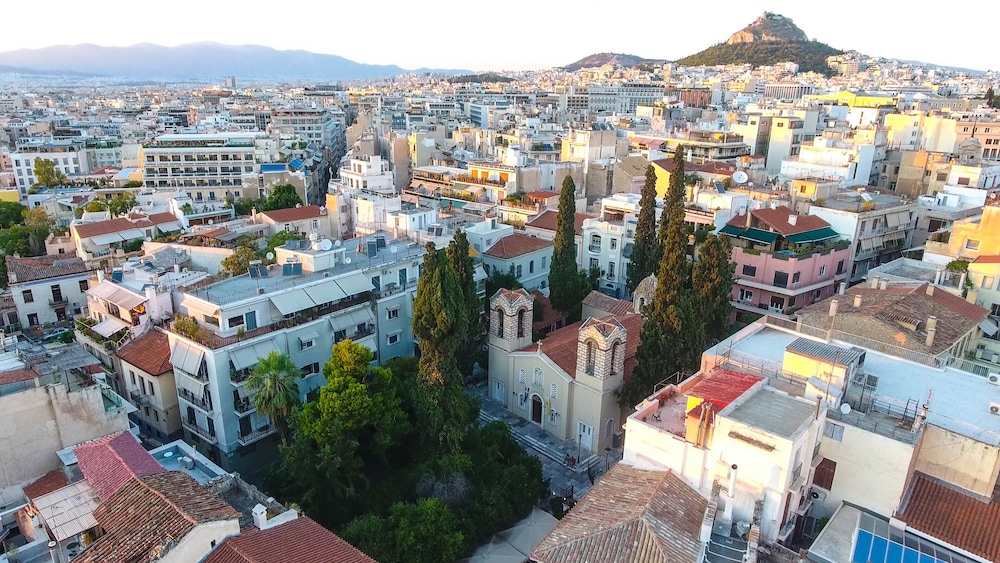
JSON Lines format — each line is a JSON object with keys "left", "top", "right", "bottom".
{"left": 562, "top": 53, "right": 665, "bottom": 72}
{"left": 0, "top": 43, "right": 469, "bottom": 81}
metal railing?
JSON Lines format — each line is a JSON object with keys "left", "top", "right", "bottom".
{"left": 129, "top": 391, "right": 150, "bottom": 406}
{"left": 178, "top": 388, "right": 213, "bottom": 412}
{"left": 238, "top": 425, "right": 275, "bottom": 446}
{"left": 182, "top": 419, "right": 217, "bottom": 444}
{"left": 790, "top": 462, "right": 803, "bottom": 486}
{"left": 234, "top": 397, "right": 255, "bottom": 416}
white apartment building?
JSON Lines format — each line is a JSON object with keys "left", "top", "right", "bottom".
{"left": 269, "top": 108, "right": 335, "bottom": 147}
{"left": 164, "top": 233, "right": 424, "bottom": 472}
{"left": 482, "top": 233, "right": 553, "bottom": 291}
{"left": 9, "top": 142, "right": 85, "bottom": 194}
{"left": 140, "top": 132, "right": 267, "bottom": 199}
{"left": 340, "top": 153, "right": 394, "bottom": 195}
{"left": 780, "top": 137, "right": 877, "bottom": 188}
{"left": 7, "top": 254, "right": 91, "bottom": 328}
{"left": 587, "top": 82, "right": 665, "bottom": 114}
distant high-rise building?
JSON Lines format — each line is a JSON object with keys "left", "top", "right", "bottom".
{"left": 224, "top": 76, "right": 236, "bottom": 89}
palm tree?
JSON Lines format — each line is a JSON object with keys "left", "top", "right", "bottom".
{"left": 246, "top": 351, "right": 301, "bottom": 443}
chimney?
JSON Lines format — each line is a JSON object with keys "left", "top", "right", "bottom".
{"left": 853, "top": 294, "right": 862, "bottom": 308}
{"left": 925, "top": 316, "right": 937, "bottom": 348}
{"left": 925, "top": 284, "right": 934, "bottom": 297}
{"left": 97, "top": 270, "right": 106, "bottom": 283}
{"left": 838, "top": 282, "right": 847, "bottom": 295}
{"left": 252, "top": 504, "right": 267, "bottom": 530}
{"left": 814, "top": 395, "right": 823, "bottom": 420}
{"left": 828, "top": 299, "right": 839, "bottom": 318}
{"left": 788, "top": 214, "right": 797, "bottom": 226}
{"left": 745, "top": 212, "right": 752, "bottom": 228}
{"left": 934, "top": 268, "right": 943, "bottom": 285}
{"left": 879, "top": 278, "right": 888, "bottom": 290}
{"left": 723, "top": 463, "right": 738, "bottom": 523}
{"left": 869, "top": 276, "right": 879, "bottom": 289}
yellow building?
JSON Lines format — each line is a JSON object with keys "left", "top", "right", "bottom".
{"left": 805, "top": 91, "right": 896, "bottom": 108}
{"left": 0, "top": 188, "right": 21, "bottom": 203}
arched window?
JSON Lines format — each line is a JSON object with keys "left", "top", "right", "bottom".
{"left": 585, "top": 341, "right": 595, "bottom": 374}
{"left": 610, "top": 341, "right": 622, "bottom": 375}
{"left": 496, "top": 308, "right": 504, "bottom": 337}
{"left": 517, "top": 309, "right": 526, "bottom": 338}
{"left": 533, "top": 367, "right": 543, "bottom": 386}
{"left": 519, "top": 369, "right": 526, "bottom": 384}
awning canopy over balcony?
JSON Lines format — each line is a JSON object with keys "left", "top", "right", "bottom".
{"left": 88, "top": 280, "right": 146, "bottom": 310}
{"left": 170, "top": 340, "right": 205, "bottom": 375}
{"left": 91, "top": 316, "right": 129, "bottom": 338}
{"left": 303, "top": 282, "right": 347, "bottom": 305}
{"left": 785, "top": 227, "right": 841, "bottom": 244}
{"left": 719, "top": 225, "right": 779, "bottom": 245}
{"left": 335, "top": 272, "right": 373, "bottom": 297}
{"left": 229, "top": 345, "right": 259, "bottom": 371}
{"left": 269, "top": 289, "right": 312, "bottom": 315}
{"left": 157, "top": 222, "right": 182, "bottom": 232}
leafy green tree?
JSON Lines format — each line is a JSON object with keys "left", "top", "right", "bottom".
{"left": 692, "top": 234, "right": 735, "bottom": 344}
{"left": 108, "top": 193, "right": 137, "bottom": 216}
{"left": 263, "top": 184, "right": 303, "bottom": 211}
{"left": 548, "top": 175, "right": 586, "bottom": 317}
{"left": 446, "top": 229, "right": 485, "bottom": 376}
{"left": 220, "top": 246, "right": 257, "bottom": 276}
{"left": 0, "top": 226, "right": 31, "bottom": 288}
{"left": 246, "top": 351, "right": 301, "bottom": 443}
{"left": 411, "top": 242, "right": 474, "bottom": 453}
{"left": 233, "top": 197, "right": 264, "bottom": 216}
{"left": 84, "top": 200, "right": 108, "bottom": 212}
{"left": 33, "top": 157, "right": 67, "bottom": 187}
{"left": 123, "top": 180, "right": 144, "bottom": 188}
{"left": 626, "top": 165, "right": 660, "bottom": 295}
{"left": 262, "top": 230, "right": 304, "bottom": 260}
{"left": 22, "top": 207, "right": 53, "bottom": 256}
{"left": 342, "top": 499, "right": 465, "bottom": 563}
{"left": 0, "top": 202, "right": 26, "bottom": 229}
{"left": 485, "top": 269, "right": 522, "bottom": 297}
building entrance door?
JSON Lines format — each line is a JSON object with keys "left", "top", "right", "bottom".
{"left": 531, "top": 394, "right": 543, "bottom": 425}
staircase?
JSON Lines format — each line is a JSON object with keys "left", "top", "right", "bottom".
{"left": 478, "top": 410, "right": 599, "bottom": 473}
{"left": 706, "top": 532, "right": 749, "bottom": 563}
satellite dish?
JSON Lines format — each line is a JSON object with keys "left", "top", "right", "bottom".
{"left": 145, "top": 237, "right": 152, "bottom": 242}
{"left": 390, "top": 246, "right": 398, "bottom": 254}
{"left": 344, "top": 257, "right": 352, "bottom": 264}
{"left": 208, "top": 219, "right": 214, "bottom": 225}
{"left": 733, "top": 171, "right": 749, "bottom": 184}
{"left": 265, "top": 252, "right": 274, "bottom": 260}
{"left": 839, "top": 403, "right": 852, "bottom": 415}
{"left": 334, "top": 239, "right": 342, "bottom": 247}
{"left": 320, "top": 239, "right": 333, "bottom": 251}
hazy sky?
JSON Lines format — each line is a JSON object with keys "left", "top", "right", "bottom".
{"left": 1, "top": 1, "right": 995, "bottom": 72}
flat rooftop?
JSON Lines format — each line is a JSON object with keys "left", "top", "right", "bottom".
{"left": 724, "top": 387, "right": 815, "bottom": 440}
{"left": 149, "top": 441, "right": 227, "bottom": 485}
{"left": 815, "top": 191, "right": 911, "bottom": 212}
{"left": 714, "top": 325, "right": 1000, "bottom": 446}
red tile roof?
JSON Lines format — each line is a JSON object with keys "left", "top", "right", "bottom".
{"left": 74, "top": 431, "right": 165, "bottom": 500}
{"left": 6, "top": 254, "right": 88, "bottom": 283}
{"left": 532, "top": 466, "right": 707, "bottom": 563}
{"left": 746, "top": 206, "right": 832, "bottom": 236}
{"left": 525, "top": 190, "right": 561, "bottom": 200}
{"left": 72, "top": 212, "right": 177, "bottom": 239}
{"left": 526, "top": 210, "right": 596, "bottom": 237}
{"left": 23, "top": 470, "right": 69, "bottom": 500}
{"left": 651, "top": 158, "right": 738, "bottom": 177}
{"left": 531, "top": 291, "right": 567, "bottom": 333}
{"left": 261, "top": 205, "right": 324, "bottom": 223}
{"left": 582, "top": 291, "right": 634, "bottom": 317}
{"left": 484, "top": 233, "right": 553, "bottom": 259}
{"left": 685, "top": 369, "right": 763, "bottom": 418}
{"left": 0, "top": 367, "right": 38, "bottom": 386}
{"left": 522, "top": 313, "right": 644, "bottom": 379}
{"left": 76, "top": 472, "right": 240, "bottom": 563}
{"left": 203, "top": 516, "right": 377, "bottom": 563}
{"left": 974, "top": 255, "right": 1000, "bottom": 264}
{"left": 117, "top": 330, "right": 172, "bottom": 376}
{"left": 898, "top": 473, "right": 1000, "bottom": 562}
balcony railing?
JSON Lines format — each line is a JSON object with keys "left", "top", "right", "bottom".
{"left": 234, "top": 397, "right": 256, "bottom": 416}
{"left": 230, "top": 368, "right": 252, "bottom": 385}
{"left": 790, "top": 461, "right": 803, "bottom": 486}
{"left": 178, "top": 387, "right": 213, "bottom": 412}
{"left": 238, "top": 424, "right": 275, "bottom": 446}
{"left": 176, "top": 365, "right": 209, "bottom": 383}
{"left": 49, "top": 297, "right": 68, "bottom": 307}
{"left": 588, "top": 244, "right": 602, "bottom": 253}
{"left": 182, "top": 418, "right": 217, "bottom": 444}
{"left": 129, "top": 391, "right": 150, "bottom": 406}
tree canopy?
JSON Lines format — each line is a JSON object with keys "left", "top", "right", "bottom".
{"left": 548, "top": 175, "right": 587, "bottom": 318}
{"left": 626, "top": 165, "right": 660, "bottom": 295}
{"left": 0, "top": 202, "right": 26, "bottom": 229}
{"left": 108, "top": 193, "right": 137, "bottom": 216}
{"left": 445, "top": 229, "right": 486, "bottom": 376}
{"left": 246, "top": 351, "right": 301, "bottom": 443}
{"left": 33, "top": 157, "right": 67, "bottom": 187}
{"left": 262, "top": 230, "right": 304, "bottom": 260}
{"left": 220, "top": 246, "right": 257, "bottom": 276}
{"left": 263, "top": 184, "right": 304, "bottom": 211}
{"left": 692, "top": 234, "right": 736, "bottom": 344}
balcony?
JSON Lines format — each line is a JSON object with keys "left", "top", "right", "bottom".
{"left": 49, "top": 296, "right": 68, "bottom": 307}
{"left": 178, "top": 387, "right": 213, "bottom": 412}
{"left": 129, "top": 391, "right": 150, "bottom": 406}
{"left": 101, "top": 385, "right": 134, "bottom": 414}
{"left": 230, "top": 367, "right": 252, "bottom": 385}
{"left": 588, "top": 244, "right": 602, "bottom": 253}
{"left": 182, "top": 418, "right": 217, "bottom": 444}
{"left": 176, "top": 365, "right": 209, "bottom": 383}
{"left": 238, "top": 424, "right": 276, "bottom": 446}
{"left": 234, "top": 397, "right": 256, "bottom": 416}
{"left": 790, "top": 461, "right": 803, "bottom": 486}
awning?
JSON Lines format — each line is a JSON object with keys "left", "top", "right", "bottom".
{"left": 269, "top": 290, "right": 315, "bottom": 315}
{"left": 885, "top": 213, "right": 900, "bottom": 228}
{"left": 304, "top": 282, "right": 347, "bottom": 305}
{"left": 118, "top": 228, "right": 146, "bottom": 241}
{"left": 785, "top": 227, "right": 840, "bottom": 244}
{"left": 91, "top": 316, "right": 129, "bottom": 338}
{"left": 252, "top": 339, "right": 278, "bottom": 360}
{"left": 719, "top": 224, "right": 744, "bottom": 237}
{"left": 157, "top": 222, "right": 181, "bottom": 232}
{"left": 33, "top": 481, "right": 99, "bottom": 542}
{"left": 298, "top": 330, "right": 319, "bottom": 343}
{"left": 230, "top": 346, "right": 258, "bottom": 371}
{"left": 170, "top": 340, "right": 205, "bottom": 375}
{"left": 743, "top": 228, "right": 779, "bottom": 244}
{"left": 88, "top": 281, "right": 145, "bottom": 310}
{"left": 89, "top": 232, "right": 123, "bottom": 245}
{"left": 329, "top": 314, "right": 354, "bottom": 333}
{"left": 861, "top": 238, "right": 874, "bottom": 251}
{"left": 895, "top": 212, "right": 911, "bottom": 226}
{"left": 980, "top": 319, "right": 999, "bottom": 337}
{"left": 335, "top": 272, "right": 373, "bottom": 297}
{"left": 217, "top": 230, "right": 244, "bottom": 242}
{"left": 351, "top": 308, "right": 376, "bottom": 326}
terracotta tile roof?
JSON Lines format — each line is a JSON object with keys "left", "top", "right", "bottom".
{"left": 117, "top": 330, "right": 172, "bottom": 376}
{"left": 526, "top": 210, "right": 597, "bottom": 237}
{"left": 5, "top": 254, "right": 88, "bottom": 284}
{"left": 531, "top": 290, "right": 567, "bottom": 332}
{"left": 484, "top": 233, "right": 553, "bottom": 259}
{"left": 72, "top": 212, "right": 177, "bottom": 239}
{"left": 750, "top": 206, "right": 832, "bottom": 236}
{"left": 23, "top": 470, "right": 69, "bottom": 500}
{"left": 685, "top": 369, "right": 763, "bottom": 418}
{"left": 76, "top": 472, "right": 240, "bottom": 563}
{"left": 583, "top": 290, "right": 634, "bottom": 317}
{"left": 260, "top": 205, "right": 324, "bottom": 223}
{"left": 521, "top": 313, "right": 644, "bottom": 379}
{"left": 525, "top": 190, "right": 561, "bottom": 200}
{"left": 203, "top": 516, "right": 377, "bottom": 563}
{"left": 974, "top": 255, "right": 1000, "bottom": 264}
{"left": 651, "top": 158, "right": 737, "bottom": 177}
{"left": 796, "top": 284, "right": 989, "bottom": 356}
{"left": 0, "top": 367, "right": 38, "bottom": 386}
{"left": 74, "top": 431, "right": 166, "bottom": 501}
{"left": 898, "top": 473, "right": 1000, "bottom": 562}
{"left": 532, "top": 465, "right": 707, "bottom": 563}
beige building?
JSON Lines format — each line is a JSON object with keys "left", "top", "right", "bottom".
{"left": 486, "top": 289, "right": 643, "bottom": 455}
{"left": 117, "top": 331, "right": 182, "bottom": 444}
{"left": 924, "top": 202, "right": 1000, "bottom": 264}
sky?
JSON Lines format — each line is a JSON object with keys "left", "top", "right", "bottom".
{"left": 0, "top": 1, "right": 995, "bottom": 72}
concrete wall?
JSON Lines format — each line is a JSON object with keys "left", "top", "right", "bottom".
{"left": 0, "top": 385, "right": 129, "bottom": 489}
{"left": 160, "top": 520, "right": 240, "bottom": 563}
{"left": 914, "top": 425, "right": 1000, "bottom": 498}
{"left": 143, "top": 242, "right": 233, "bottom": 275}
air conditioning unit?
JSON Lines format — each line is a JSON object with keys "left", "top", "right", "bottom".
{"left": 990, "top": 402, "right": 1000, "bottom": 415}
{"left": 989, "top": 373, "right": 1000, "bottom": 386}
{"left": 809, "top": 488, "right": 827, "bottom": 502}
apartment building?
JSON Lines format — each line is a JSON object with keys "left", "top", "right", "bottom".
{"left": 482, "top": 234, "right": 553, "bottom": 291}
{"left": 721, "top": 206, "right": 850, "bottom": 317}
{"left": 340, "top": 153, "right": 394, "bottom": 195}
{"left": 780, "top": 136, "right": 877, "bottom": 188}
{"left": 140, "top": 132, "right": 266, "bottom": 198}
{"left": 116, "top": 330, "right": 183, "bottom": 444}
{"left": 923, "top": 200, "right": 1000, "bottom": 265}
{"left": 9, "top": 140, "right": 86, "bottom": 194}
{"left": 807, "top": 190, "right": 916, "bottom": 282}
{"left": 70, "top": 211, "right": 181, "bottom": 268}
{"left": 586, "top": 82, "right": 665, "bottom": 114}
{"left": 269, "top": 107, "right": 340, "bottom": 148}
{"left": 163, "top": 233, "right": 423, "bottom": 472}
{"left": 6, "top": 254, "right": 91, "bottom": 328}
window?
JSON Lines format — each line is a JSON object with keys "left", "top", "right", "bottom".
{"left": 130, "top": 371, "right": 137, "bottom": 385}
{"left": 79, "top": 280, "right": 89, "bottom": 292}
{"left": 818, "top": 265, "right": 826, "bottom": 277}
{"left": 533, "top": 368, "right": 543, "bottom": 386}
{"left": 529, "top": 260, "right": 534, "bottom": 274}
{"left": 334, "top": 329, "right": 347, "bottom": 342}
{"left": 541, "top": 257, "right": 547, "bottom": 269}
{"left": 228, "top": 315, "right": 245, "bottom": 328}
{"left": 773, "top": 271, "right": 789, "bottom": 288}
{"left": 27, "top": 313, "right": 37, "bottom": 326}
{"left": 589, "top": 258, "right": 599, "bottom": 270}
{"left": 742, "top": 264, "right": 757, "bottom": 277}
{"left": 300, "top": 337, "right": 315, "bottom": 351}
{"left": 387, "top": 308, "right": 399, "bottom": 320}
{"left": 550, "top": 383, "right": 557, "bottom": 399}
{"left": 519, "top": 369, "right": 526, "bottom": 384}
{"left": 300, "top": 362, "right": 320, "bottom": 377}
{"left": 610, "top": 238, "right": 617, "bottom": 250}
{"left": 22, "top": 290, "right": 33, "bottom": 303}
{"left": 836, "top": 260, "right": 845, "bottom": 275}
{"left": 792, "top": 272, "right": 801, "bottom": 284}
{"left": 981, "top": 276, "right": 995, "bottom": 290}
{"left": 824, "top": 422, "right": 844, "bottom": 441}
{"left": 51, "top": 285, "right": 63, "bottom": 302}
{"left": 966, "top": 239, "right": 981, "bottom": 251}
{"left": 608, "top": 262, "right": 616, "bottom": 277}
{"left": 387, "top": 333, "right": 399, "bottom": 345}
{"left": 777, "top": 122, "right": 785, "bottom": 128}
{"left": 590, "top": 234, "right": 601, "bottom": 248}
{"left": 516, "top": 264, "right": 522, "bottom": 278}
{"left": 739, "top": 288, "right": 753, "bottom": 303}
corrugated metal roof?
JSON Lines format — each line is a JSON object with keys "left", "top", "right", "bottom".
{"left": 785, "top": 337, "right": 865, "bottom": 366}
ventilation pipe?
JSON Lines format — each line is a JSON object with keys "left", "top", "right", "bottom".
{"left": 926, "top": 284, "right": 934, "bottom": 297}
{"left": 828, "top": 299, "right": 839, "bottom": 318}
{"left": 788, "top": 214, "right": 798, "bottom": 226}
{"left": 925, "top": 316, "right": 937, "bottom": 348}
{"left": 723, "top": 464, "right": 738, "bottom": 522}
{"left": 97, "top": 270, "right": 106, "bottom": 283}
{"left": 869, "top": 276, "right": 879, "bottom": 289}
{"left": 838, "top": 282, "right": 847, "bottom": 295}
{"left": 853, "top": 294, "right": 863, "bottom": 308}
{"left": 934, "top": 269, "right": 943, "bottom": 285}
{"left": 879, "top": 278, "right": 889, "bottom": 290}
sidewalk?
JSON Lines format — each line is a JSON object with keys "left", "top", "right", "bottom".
{"left": 468, "top": 383, "right": 623, "bottom": 500}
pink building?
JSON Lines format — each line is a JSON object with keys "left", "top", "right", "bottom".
{"left": 720, "top": 206, "right": 851, "bottom": 317}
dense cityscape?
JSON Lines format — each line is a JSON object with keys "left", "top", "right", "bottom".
{"left": 0, "top": 10, "right": 998, "bottom": 563}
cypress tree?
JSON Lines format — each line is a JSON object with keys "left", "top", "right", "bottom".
{"left": 548, "top": 175, "right": 585, "bottom": 317}
{"left": 692, "top": 234, "right": 736, "bottom": 344}
{"left": 626, "top": 165, "right": 660, "bottom": 295}
{"left": 446, "top": 229, "right": 485, "bottom": 376}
